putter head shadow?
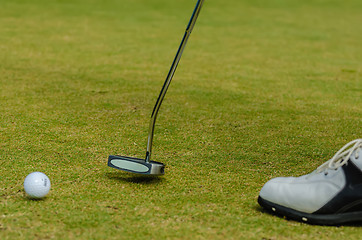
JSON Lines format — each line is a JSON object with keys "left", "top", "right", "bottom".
{"left": 108, "top": 155, "right": 165, "bottom": 176}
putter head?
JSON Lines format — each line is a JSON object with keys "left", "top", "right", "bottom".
{"left": 108, "top": 155, "right": 165, "bottom": 176}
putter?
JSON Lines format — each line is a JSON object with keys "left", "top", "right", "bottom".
{"left": 108, "top": 0, "right": 205, "bottom": 175}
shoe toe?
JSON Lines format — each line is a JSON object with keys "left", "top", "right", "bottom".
{"left": 259, "top": 170, "right": 346, "bottom": 213}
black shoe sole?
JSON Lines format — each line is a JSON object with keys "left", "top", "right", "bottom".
{"left": 258, "top": 196, "right": 362, "bottom": 226}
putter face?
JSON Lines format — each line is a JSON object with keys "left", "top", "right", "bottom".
{"left": 108, "top": 155, "right": 165, "bottom": 175}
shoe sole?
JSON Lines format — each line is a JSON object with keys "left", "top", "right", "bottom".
{"left": 258, "top": 196, "right": 362, "bottom": 225}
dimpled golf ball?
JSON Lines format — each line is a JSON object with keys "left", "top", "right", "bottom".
{"left": 24, "top": 172, "right": 51, "bottom": 199}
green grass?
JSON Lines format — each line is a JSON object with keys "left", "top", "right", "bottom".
{"left": 0, "top": 0, "right": 361, "bottom": 239}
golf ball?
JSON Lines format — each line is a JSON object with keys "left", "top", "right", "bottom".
{"left": 24, "top": 172, "right": 51, "bottom": 199}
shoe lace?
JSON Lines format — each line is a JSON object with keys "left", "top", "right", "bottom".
{"left": 316, "top": 139, "right": 362, "bottom": 173}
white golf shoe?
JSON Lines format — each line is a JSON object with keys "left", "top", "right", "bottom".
{"left": 258, "top": 139, "right": 362, "bottom": 225}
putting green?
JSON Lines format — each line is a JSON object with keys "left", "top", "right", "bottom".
{"left": 0, "top": 0, "right": 361, "bottom": 239}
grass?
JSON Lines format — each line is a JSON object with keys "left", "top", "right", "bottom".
{"left": 0, "top": 0, "right": 361, "bottom": 239}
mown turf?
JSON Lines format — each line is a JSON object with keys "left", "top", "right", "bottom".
{"left": 0, "top": 0, "right": 361, "bottom": 239}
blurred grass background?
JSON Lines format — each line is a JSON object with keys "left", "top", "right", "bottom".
{"left": 0, "top": 0, "right": 361, "bottom": 239}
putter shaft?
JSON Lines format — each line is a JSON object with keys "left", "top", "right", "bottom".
{"left": 145, "top": 0, "right": 205, "bottom": 162}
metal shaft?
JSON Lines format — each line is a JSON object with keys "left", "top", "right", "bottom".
{"left": 145, "top": 0, "right": 205, "bottom": 162}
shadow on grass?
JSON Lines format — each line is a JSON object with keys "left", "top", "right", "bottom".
{"left": 22, "top": 195, "right": 48, "bottom": 202}
{"left": 254, "top": 205, "right": 362, "bottom": 227}
{"left": 105, "top": 172, "right": 165, "bottom": 185}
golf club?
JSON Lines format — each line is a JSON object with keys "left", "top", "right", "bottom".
{"left": 108, "top": 0, "right": 205, "bottom": 175}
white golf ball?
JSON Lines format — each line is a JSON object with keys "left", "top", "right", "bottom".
{"left": 24, "top": 172, "right": 51, "bottom": 199}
